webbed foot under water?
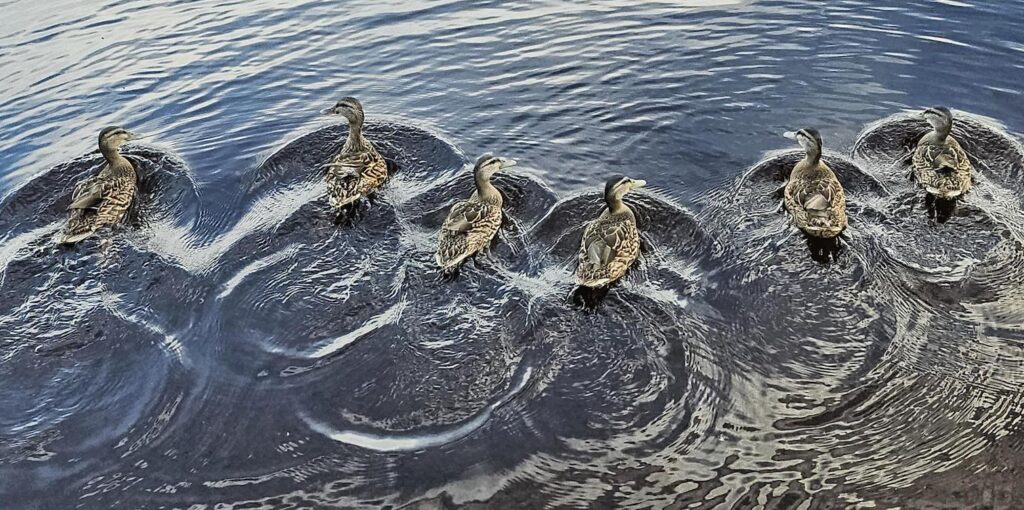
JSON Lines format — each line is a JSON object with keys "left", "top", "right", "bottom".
{"left": 6, "top": 3, "right": 1024, "bottom": 506}
{"left": 924, "top": 193, "right": 958, "bottom": 223}
{"left": 805, "top": 234, "right": 843, "bottom": 264}
{"left": 569, "top": 283, "right": 611, "bottom": 309}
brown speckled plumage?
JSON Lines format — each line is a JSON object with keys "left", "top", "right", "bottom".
{"left": 61, "top": 127, "right": 139, "bottom": 244}
{"left": 783, "top": 128, "right": 847, "bottom": 239}
{"left": 913, "top": 107, "right": 972, "bottom": 198}
{"left": 326, "top": 148, "right": 388, "bottom": 208}
{"left": 322, "top": 97, "right": 388, "bottom": 209}
{"left": 436, "top": 155, "right": 515, "bottom": 272}
{"left": 575, "top": 176, "right": 645, "bottom": 288}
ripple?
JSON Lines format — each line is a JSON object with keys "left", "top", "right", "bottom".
{"left": 303, "top": 366, "right": 534, "bottom": 453}
{"left": 0, "top": 144, "right": 203, "bottom": 495}
{"left": 5, "top": 0, "right": 1024, "bottom": 508}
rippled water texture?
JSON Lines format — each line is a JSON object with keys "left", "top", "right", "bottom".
{"left": 3, "top": 1, "right": 1024, "bottom": 508}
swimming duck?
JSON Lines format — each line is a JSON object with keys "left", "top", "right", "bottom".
{"left": 912, "top": 106, "right": 972, "bottom": 198}
{"left": 435, "top": 154, "right": 517, "bottom": 272}
{"left": 575, "top": 176, "right": 646, "bottom": 288}
{"left": 321, "top": 97, "right": 389, "bottom": 209}
{"left": 782, "top": 128, "right": 847, "bottom": 239}
{"left": 60, "top": 126, "right": 140, "bottom": 244}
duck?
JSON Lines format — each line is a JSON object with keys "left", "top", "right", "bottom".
{"left": 435, "top": 154, "right": 517, "bottom": 272}
{"left": 575, "top": 176, "right": 646, "bottom": 288}
{"left": 60, "top": 126, "right": 141, "bottom": 244}
{"left": 321, "top": 97, "right": 389, "bottom": 209}
{"left": 912, "top": 106, "right": 972, "bottom": 198}
{"left": 783, "top": 128, "right": 847, "bottom": 238}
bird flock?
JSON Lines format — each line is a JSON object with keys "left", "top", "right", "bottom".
{"left": 58, "top": 98, "right": 972, "bottom": 294}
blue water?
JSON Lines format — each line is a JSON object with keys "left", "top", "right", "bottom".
{"left": 2, "top": 0, "right": 1024, "bottom": 508}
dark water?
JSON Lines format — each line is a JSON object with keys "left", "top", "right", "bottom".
{"left": 2, "top": 1, "right": 1024, "bottom": 508}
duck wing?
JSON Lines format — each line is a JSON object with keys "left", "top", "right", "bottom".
{"left": 61, "top": 172, "right": 136, "bottom": 244}
{"left": 912, "top": 138, "right": 973, "bottom": 196}
{"left": 443, "top": 200, "right": 490, "bottom": 233}
{"left": 326, "top": 148, "right": 390, "bottom": 208}
{"left": 358, "top": 149, "right": 390, "bottom": 191}
{"left": 915, "top": 144, "right": 958, "bottom": 172}
{"left": 785, "top": 174, "right": 846, "bottom": 236}
{"left": 436, "top": 199, "right": 501, "bottom": 269}
{"left": 325, "top": 152, "right": 363, "bottom": 178}
{"left": 576, "top": 214, "right": 641, "bottom": 287}
{"left": 325, "top": 153, "right": 363, "bottom": 208}
{"left": 583, "top": 222, "right": 622, "bottom": 265}
{"left": 68, "top": 177, "right": 105, "bottom": 210}
{"left": 803, "top": 193, "right": 830, "bottom": 213}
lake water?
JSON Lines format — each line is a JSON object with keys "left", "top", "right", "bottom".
{"left": 2, "top": 0, "right": 1024, "bottom": 508}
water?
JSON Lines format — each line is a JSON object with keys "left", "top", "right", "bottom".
{"left": 2, "top": 0, "right": 1024, "bottom": 507}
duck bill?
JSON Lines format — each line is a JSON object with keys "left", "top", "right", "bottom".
{"left": 630, "top": 179, "right": 647, "bottom": 189}
{"left": 320, "top": 107, "right": 339, "bottom": 116}
{"left": 783, "top": 131, "right": 798, "bottom": 140}
{"left": 498, "top": 158, "right": 517, "bottom": 169}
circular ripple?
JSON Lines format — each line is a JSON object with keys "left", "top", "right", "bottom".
{"left": 0, "top": 146, "right": 204, "bottom": 501}
{"left": 851, "top": 113, "right": 1024, "bottom": 388}
{"left": 0, "top": 145, "right": 200, "bottom": 244}
{"left": 407, "top": 192, "right": 732, "bottom": 508}
{"left": 852, "top": 111, "right": 1024, "bottom": 269}
{"left": 210, "top": 122, "right": 557, "bottom": 446}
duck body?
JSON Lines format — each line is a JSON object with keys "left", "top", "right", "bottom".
{"left": 322, "top": 97, "right": 388, "bottom": 208}
{"left": 783, "top": 128, "right": 847, "bottom": 239}
{"left": 784, "top": 159, "right": 847, "bottom": 238}
{"left": 575, "top": 176, "right": 645, "bottom": 288}
{"left": 325, "top": 142, "right": 388, "bottom": 208}
{"left": 912, "top": 107, "right": 972, "bottom": 199}
{"left": 436, "top": 155, "right": 516, "bottom": 272}
{"left": 61, "top": 127, "right": 139, "bottom": 244}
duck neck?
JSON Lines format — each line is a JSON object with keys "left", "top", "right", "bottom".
{"left": 475, "top": 172, "right": 501, "bottom": 204}
{"left": 925, "top": 123, "right": 952, "bottom": 144}
{"left": 606, "top": 195, "right": 629, "bottom": 215}
{"left": 100, "top": 144, "right": 128, "bottom": 166}
{"left": 804, "top": 147, "right": 822, "bottom": 166}
{"left": 343, "top": 118, "right": 369, "bottom": 152}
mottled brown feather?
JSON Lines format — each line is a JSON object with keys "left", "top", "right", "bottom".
{"left": 575, "top": 210, "right": 640, "bottom": 287}
{"left": 912, "top": 136, "right": 972, "bottom": 198}
{"left": 61, "top": 160, "right": 137, "bottom": 244}
{"left": 784, "top": 160, "right": 847, "bottom": 238}
{"left": 436, "top": 199, "right": 502, "bottom": 270}
{"left": 325, "top": 146, "right": 388, "bottom": 209}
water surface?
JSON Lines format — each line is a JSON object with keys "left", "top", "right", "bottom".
{"left": 2, "top": 0, "right": 1024, "bottom": 508}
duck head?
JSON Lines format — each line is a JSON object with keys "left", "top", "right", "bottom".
{"left": 784, "top": 128, "right": 823, "bottom": 163}
{"left": 604, "top": 175, "right": 646, "bottom": 211}
{"left": 921, "top": 106, "right": 953, "bottom": 136}
{"left": 473, "top": 153, "right": 516, "bottom": 181}
{"left": 98, "top": 126, "right": 139, "bottom": 154}
{"left": 322, "top": 97, "right": 366, "bottom": 127}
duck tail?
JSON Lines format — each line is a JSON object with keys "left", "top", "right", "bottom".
{"left": 59, "top": 212, "right": 99, "bottom": 244}
{"left": 59, "top": 227, "right": 95, "bottom": 245}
